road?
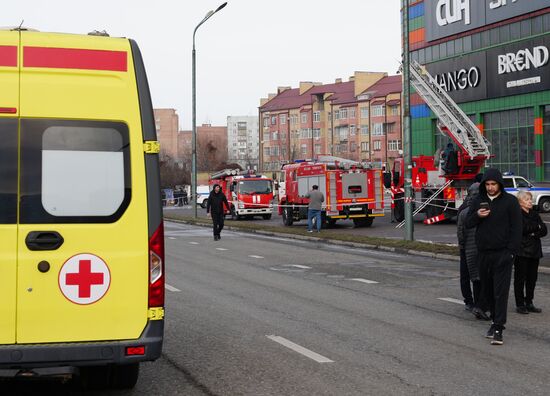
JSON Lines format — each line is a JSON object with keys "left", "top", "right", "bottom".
{"left": 164, "top": 201, "right": 550, "bottom": 260}
{"left": 3, "top": 221, "right": 550, "bottom": 395}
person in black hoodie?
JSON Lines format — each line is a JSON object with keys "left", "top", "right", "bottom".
{"left": 206, "top": 184, "right": 230, "bottom": 241}
{"left": 514, "top": 191, "right": 547, "bottom": 314}
{"left": 466, "top": 168, "right": 522, "bottom": 345}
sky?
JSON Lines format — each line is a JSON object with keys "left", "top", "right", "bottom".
{"left": 3, "top": 0, "right": 402, "bottom": 130}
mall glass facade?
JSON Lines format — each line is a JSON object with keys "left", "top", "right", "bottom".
{"left": 407, "top": 0, "right": 550, "bottom": 181}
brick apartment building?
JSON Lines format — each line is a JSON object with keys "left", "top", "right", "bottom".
{"left": 179, "top": 124, "right": 228, "bottom": 171}
{"left": 154, "top": 108, "right": 180, "bottom": 161}
{"left": 259, "top": 72, "right": 402, "bottom": 171}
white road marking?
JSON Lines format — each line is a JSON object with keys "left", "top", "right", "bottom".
{"left": 266, "top": 335, "right": 334, "bottom": 363}
{"left": 284, "top": 264, "right": 311, "bottom": 269}
{"left": 348, "top": 278, "right": 379, "bottom": 284}
{"left": 168, "top": 237, "right": 177, "bottom": 240}
{"left": 438, "top": 297, "right": 464, "bottom": 305}
{"left": 165, "top": 284, "right": 181, "bottom": 292}
{"left": 538, "top": 266, "right": 550, "bottom": 274}
{"left": 249, "top": 255, "right": 264, "bottom": 259}
{"left": 216, "top": 247, "right": 228, "bottom": 251}
{"left": 189, "top": 242, "right": 199, "bottom": 245}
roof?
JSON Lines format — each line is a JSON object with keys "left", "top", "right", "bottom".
{"left": 361, "top": 75, "right": 402, "bottom": 99}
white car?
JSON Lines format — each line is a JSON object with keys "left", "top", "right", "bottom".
{"left": 196, "top": 185, "right": 211, "bottom": 208}
{"left": 503, "top": 175, "right": 550, "bottom": 213}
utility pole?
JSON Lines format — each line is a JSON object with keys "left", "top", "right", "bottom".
{"left": 402, "top": 0, "right": 414, "bottom": 240}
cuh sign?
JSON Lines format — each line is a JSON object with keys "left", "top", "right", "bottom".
{"left": 425, "top": 0, "right": 550, "bottom": 42}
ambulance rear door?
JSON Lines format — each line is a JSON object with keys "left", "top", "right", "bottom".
{"left": 16, "top": 32, "right": 149, "bottom": 344}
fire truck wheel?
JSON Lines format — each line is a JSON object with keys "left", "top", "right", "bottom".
{"left": 282, "top": 207, "right": 293, "bottom": 226}
{"left": 230, "top": 206, "right": 241, "bottom": 220}
{"left": 394, "top": 194, "right": 405, "bottom": 222}
{"left": 353, "top": 217, "right": 374, "bottom": 228}
{"left": 262, "top": 214, "right": 272, "bottom": 220}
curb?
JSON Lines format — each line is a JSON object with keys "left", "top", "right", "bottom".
{"left": 165, "top": 217, "right": 461, "bottom": 262}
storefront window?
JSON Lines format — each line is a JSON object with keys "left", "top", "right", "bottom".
{"left": 484, "top": 108, "right": 535, "bottom": 180}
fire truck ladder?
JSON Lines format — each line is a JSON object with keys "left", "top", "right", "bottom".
{"left": 410, "top": 60, "right": 490, "bottom": 160}
{"left": 396, "top": 179, "right": 453, "bottom": 228}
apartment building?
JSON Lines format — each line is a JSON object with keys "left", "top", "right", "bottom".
{"left": 227, "top": 116, "right": 259, "bottom": 170}
{"left": 154, "top": 108, "right": 179, "bottom": 161}
{"left": 259, "top": 72, "right": 402, "bottom": 171}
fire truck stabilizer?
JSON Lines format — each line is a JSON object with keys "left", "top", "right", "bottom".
{"left": 279, "top": 156, "right": 385, "bottom": 228}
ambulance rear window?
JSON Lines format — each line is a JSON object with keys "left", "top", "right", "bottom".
{"left": 20, "top": 119, "right": 131, "bottom": 224}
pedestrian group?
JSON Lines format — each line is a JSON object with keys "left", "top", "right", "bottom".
{"left": 457, "top": 168, "right": 546, "bottom": 345}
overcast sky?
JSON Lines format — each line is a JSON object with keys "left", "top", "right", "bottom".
{"left": 3, "top": 1, "right": 402, "bottom": 129}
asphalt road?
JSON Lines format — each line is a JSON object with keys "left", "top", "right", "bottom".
{"left": 164, "top": 200, "right": 550, "bottom": 260}
{"left": 4, "top": 221, "right": 550, "bottom": 395}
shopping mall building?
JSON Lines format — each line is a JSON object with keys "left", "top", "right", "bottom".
{"left": 407, "top": 0, "right": 550, "bottom": 181}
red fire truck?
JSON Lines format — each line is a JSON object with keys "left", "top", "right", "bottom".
{"left": 278, "top": 156, "right": 385, "bottom": 228}
{"left": 209, "top": 169, "right": 274, "bottom": 220}
{"left": 386, "top": 61, "right": 490, "bottom": 225}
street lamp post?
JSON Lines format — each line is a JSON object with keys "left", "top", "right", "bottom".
{"left": 192, "top": 2, "right": 228, "bottom": 218}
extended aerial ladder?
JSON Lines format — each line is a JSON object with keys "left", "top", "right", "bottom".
{"left": 409, "top": 60, "right": 490, "bottom": 179}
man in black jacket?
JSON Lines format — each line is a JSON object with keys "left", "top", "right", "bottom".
{"left": 206, "top": 184, "right": 230, "bottom": 241}
{"left": 466, "top": 168, "right": 522, "bottom": 345}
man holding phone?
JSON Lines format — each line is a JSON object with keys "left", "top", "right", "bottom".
{"left": 466, "top": 168, "right": 522, "bottom": 345}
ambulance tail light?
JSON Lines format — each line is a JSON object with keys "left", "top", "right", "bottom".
{"left": 149, "top": 222, "right": 165, "bottom": 308}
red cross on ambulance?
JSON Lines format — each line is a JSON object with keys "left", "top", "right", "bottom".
{"left": 59, "top": 253, "right": 111, "bottom": 305}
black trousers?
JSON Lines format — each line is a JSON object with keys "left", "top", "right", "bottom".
{"left": 459, "top": 249, "right": 473, "bottom": 306}
{"left": 514, "top": 256, "right": 540, "bottom": 307}
{"left": 212, "top": 212, "right": 225, "bottom": 237}
{"left": 478, "top": 250, "right": 513, "bottom": 329}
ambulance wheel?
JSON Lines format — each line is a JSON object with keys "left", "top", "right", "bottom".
{"left": 111, "top": 363, "right": 140, "bottom": 389}
{"left": 394, "top": 194, "right": 405, "bottom": 222}
{"left": 353, "top": 217, "right": 374, "bottom": 228}
{"left": 282, "top": 207, "right": 293, "bottom": 226}
{"left": 262, "top": 214, "right": 272, "bottom": 220}
{"left": 539, "top": 198, "right": 550, "bottom": 213}
{"left": 79, "top": 365, "right": 112, "bottom": 390}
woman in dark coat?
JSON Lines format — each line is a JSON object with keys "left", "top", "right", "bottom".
{"left": 514, "top": 191, "right": 547, "bottom": 314}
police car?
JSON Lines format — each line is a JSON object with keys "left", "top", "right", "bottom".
{"left": 503, "top": 174, "right": 550, "bottom": 213}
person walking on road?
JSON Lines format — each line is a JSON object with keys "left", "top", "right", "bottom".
{"left": 207, "top": 184, "right": 230, "bottom": 241}
{"left": 514, "top": 191, "right": 547, "bottom": 314}
{"left": 457, "top": 182, "right": 489, "bottom": 320}
{"left": 306, "top": 185, "right": 324, "bottom": 233}
{"left": 466, "top": 168, "right": 522, "bottom": 345}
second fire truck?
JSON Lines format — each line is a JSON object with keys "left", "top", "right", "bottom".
{"left": 209, "top": 169, "right": 274, "bottom": 220}
{"left": 278, "top": 156, "right": 385, "bottom": 228}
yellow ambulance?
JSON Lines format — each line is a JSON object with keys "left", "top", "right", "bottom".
{"left": 0, "top": 28, "right": 164, "bottom": 389}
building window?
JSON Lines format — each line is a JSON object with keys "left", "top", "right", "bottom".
{"left": 360, "top": 107, "right": 369, "bottom": 119}
{"left": 350, "top": 142, "right": 357, "bottom": 152}
{"left": 373, "top": 141, "right": 382, "bottom": 151}
{"left": 339, "top": 127, "right": 348, "bottom": 141}
{"left": 271, "top": 116, "right": 277, "bottom": 125}
{"left": 280, "top": 114, "right": 286, "bottom": 124}
{"left": 390, "top": 106, "right": 399, "bottom": 116}
{"left": 371, "top": 105, "right": 385, "bottom": 117}
{"left": 340, "top": 143, "right": 348, "bottom": 153}
{"left": 300, "top": 144, "right": 307, "bottom": 155}
{"left": 263, "top": 131, "right": 270, "bottom": 141}
{"left": 349, "top": 107, "right": 356, "bottom": 119}
{"left": 372, "top": 123, "right": 384, "bottom": 136}
{"left": 361, "top": 142, "right": 369, "bottom": 152}
{"left": 340, "top": 108, "right": 348, "bottom": 119}
{"left": 272, "top": 146, "right": 279, "bottom": 156}
{"left": 313, "top": 128, "right": 321, "bottom": 139}
{"left": 314, "top": 144, "right": 321, "bottom": 154}
{"left": 349, "top": 125, "right": 356, "bottom": 136}
{"left": 300, "top": 128, "right": 312, "bottom": 139}
{"left": 313, "top": 111, "right": 320, "bottom": 122}
{"left": 272, "top": 131, "right": 279, "bottom": 141}
{"left": 388, "top": 140, "right": 401, "bottom": 151}
{"left": 386, "top": 123, "right": 395, "bottom": 134}
{"left": 361, "top": 125, "right": 369, "bottom": 135}
{"left": 264, "top": 147, "right": 270, "bottom": 157}
{"left": 301, "top": 112, "right": 308, "bottom": 124}
{"left": 334, "top": 110, "right": 340, "bottom": 120}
